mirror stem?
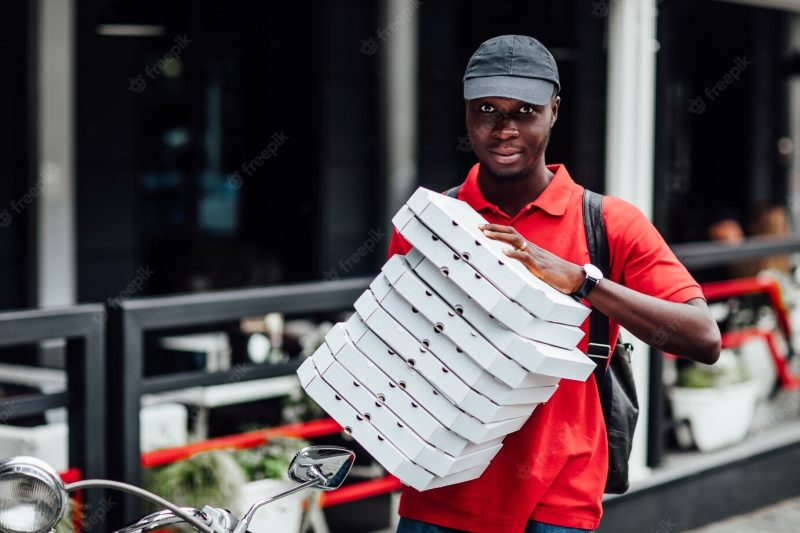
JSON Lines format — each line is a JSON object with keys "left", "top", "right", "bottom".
{"left": 235, "top": 466, "right": 329, "bottom": 533}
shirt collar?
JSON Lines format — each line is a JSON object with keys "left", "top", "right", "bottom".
{"left": 459, "top": 162, "right": 577, "bottom": 217}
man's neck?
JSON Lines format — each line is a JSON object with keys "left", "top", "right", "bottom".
{"left": 477, "top": 163, "right": 555, "bottom": 218}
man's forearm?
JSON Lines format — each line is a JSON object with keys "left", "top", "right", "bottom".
{"left": 480, "top": 223, "right": 721, "bottom": 364}
{"left": 585, "top": 277, "right": 721, "bottom": 365}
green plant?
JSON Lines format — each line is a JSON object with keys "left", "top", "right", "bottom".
{"left": 676, "top": 349, "right": 750, "bottom": 388}
{"left": 142, "top": 450, "right": 246, "bottom": 511}
{"left": 54, "top": 498, "right": 81, "bottom": 533}
{"left": 234, "top": 437, "right": 310, "bottom": 482}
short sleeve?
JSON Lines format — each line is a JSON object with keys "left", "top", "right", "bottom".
{"left": 604, "top": 196, "right": 704, "bottom": 304}
{"left": 387, "top": 228, "right": 413, "bottom": 259}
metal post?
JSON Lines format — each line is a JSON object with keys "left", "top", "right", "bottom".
{"left": 646, "top": 349, "right": 666, "bottom": 467}
{"left": 106, "top": 306, "right": 146, "bottom": 526}
{"left": 384, "top": 0, "right": 419, "bottom": 224}
{"left": 36, "top": 0, "right": 76, "bottom": 309}
{"left": 66, "top": 307, "right": 107, "bottom": 530}
{"left": 605, "top": 0, "right": 659, "bottom": 481}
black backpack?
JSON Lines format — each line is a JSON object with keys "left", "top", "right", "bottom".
{"left": 444, "top": 185, "right": 639, "bottom": 494}
{"left": 582, "top": 189, "right": 638, "bottom": 494}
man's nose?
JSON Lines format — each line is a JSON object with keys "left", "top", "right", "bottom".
{"left": 489, "top": 112, "right": 519, "bottom": 139}
{"left": 491, "top": 122, "right": 519, "bottom": 140}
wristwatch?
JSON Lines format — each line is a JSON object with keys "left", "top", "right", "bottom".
{"left": 572, "top": 263, "right": 604, "bottom": 300}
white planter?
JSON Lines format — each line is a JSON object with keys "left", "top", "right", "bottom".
{"left": 234, "top": 478, "right": 304, "bottom": 533}
{"left": 738, "top": 337, "right": 777, "bottom": 400}
{"left": 0, "top": 423, "right": 68, "bottom": 471}
{"left": 668, "top": 380, "right": 758, "bottom": 452}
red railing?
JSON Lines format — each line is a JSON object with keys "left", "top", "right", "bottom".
{"left": 700, "top": 276, "right": 800, "bottom": 389}
{"left": 701, "top": 276, "right": 792, "bottom": 341}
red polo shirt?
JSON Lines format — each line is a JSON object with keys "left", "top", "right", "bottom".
{"left": 387, "top": 163, "right": 703, "bottom": 531}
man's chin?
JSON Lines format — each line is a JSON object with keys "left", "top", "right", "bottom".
{"left": 481, "top": 161, "right": 528, "bottom": 182}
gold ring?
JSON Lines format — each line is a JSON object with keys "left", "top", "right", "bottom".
{"left": 515, "top": 240, "right": 527, "bottom": 252}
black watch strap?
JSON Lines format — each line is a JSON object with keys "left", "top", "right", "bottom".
{"left": 573, "top": 270, "right": 600, "bottom": 300}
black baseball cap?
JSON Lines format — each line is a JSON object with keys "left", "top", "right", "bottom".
{"left": 463, "top": 35, "right": 560, "bottom": 105}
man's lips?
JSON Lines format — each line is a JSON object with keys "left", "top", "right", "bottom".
{"left": 489, "top": 149, "right": 523, "bottom": 164}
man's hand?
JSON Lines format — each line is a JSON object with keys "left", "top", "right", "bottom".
{"left": 478, "top": 223, "right": 721, "bottom": 364}
{"left": 479, "top": 223, "right": 584, "bottom": 295}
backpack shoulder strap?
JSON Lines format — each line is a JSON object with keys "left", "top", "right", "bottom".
{"left": 444, "top": 185, "right": 461, "bottom": 199}
{"left": 583, "top": 189, "right": 612, "bottom": 392}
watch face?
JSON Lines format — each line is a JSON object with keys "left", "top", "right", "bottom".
{"left": 584, "top": 263, "right": 603, "bottom": 280}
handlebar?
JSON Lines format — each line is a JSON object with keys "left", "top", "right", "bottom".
{"left": 116, "top": 507, "right": 210, "bottom": 533}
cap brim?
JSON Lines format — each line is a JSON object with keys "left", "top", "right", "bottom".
{"left": 464, "top": 75, "right": 556, "bottom": 105}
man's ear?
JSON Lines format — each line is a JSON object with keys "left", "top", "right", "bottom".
{"left": 550, "top": 95, "right": 560, "bottom": 126}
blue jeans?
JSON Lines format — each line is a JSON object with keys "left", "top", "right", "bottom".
{"left": 397, "top": 517, "right": 593, "bottom": 533}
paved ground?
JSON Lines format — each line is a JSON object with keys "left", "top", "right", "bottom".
{"left": 688, "top": 495, "right": 800, "bottom": 532}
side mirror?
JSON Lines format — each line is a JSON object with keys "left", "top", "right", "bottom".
{"left": 288, "top": 446, "right": 355, "bottom": 490}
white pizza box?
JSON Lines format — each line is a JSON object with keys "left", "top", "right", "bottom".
{"left": 379, "top": 257, "right": 561, "bottom": 396}
{"left": 406, "top": 251, "right": 596, "bottom": 382}
{"left": 396, "top": 210, "right": 584, "bottom": 349}
{"left": 400, "top": 188, "right": 590, "bottom": 326}
{"left": 367, "top": 276, "right": 554, "bottom": 404}
{"left": 361, "top": 281, "right": 547, "bottom": 408}
{"left": 319, "top": 359, "right": 501, "bottom": 477}
{"left": 343, "top": 314, "right": 530, "bottom": 444}
{"left": 297, "top": 358, "right": 490, "bottom": 491}
{"left": 325, "top": 324, "right": 504, "bottom": 454}
{"left": 316, "top": 325, "right": 489, "bottom": 457}
{"left": 353, "top": 290, "right": 535, "bottom": 423}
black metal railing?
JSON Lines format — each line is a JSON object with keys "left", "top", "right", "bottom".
{"left": 106, "top": 276, "right": 371, "bottom": 524}
{"left": 674, "top": 234, "right": 800, "bottom": 269}
{"left": 0, "top": 304, "right": 106, "bottom": 530}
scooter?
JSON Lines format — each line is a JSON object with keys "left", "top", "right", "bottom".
{"left": 0, "top": 445, "right": 355, "bottom": 533}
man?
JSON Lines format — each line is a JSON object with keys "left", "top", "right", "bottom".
{"left": 388, "top": 35, "right": 721, "bottom": 533}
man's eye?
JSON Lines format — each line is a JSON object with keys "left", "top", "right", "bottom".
{"left": 519, "top": 106, "right": 534, "bottom": 114}
{"left": 479, "top": 103, "right": 495, "bottom": 113}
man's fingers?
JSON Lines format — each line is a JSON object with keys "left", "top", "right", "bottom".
{"left": 482, "top": 230, "right": 519, "bottom": 245}
{"left": 479, "top": 223, "right": 514, "bottom": 234}
{"left": 502, "top": 248, "right": 543, "bottom": 278}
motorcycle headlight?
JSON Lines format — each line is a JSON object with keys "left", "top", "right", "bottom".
{"left": 0, "top": 457, "right": 67, "bottom": 533}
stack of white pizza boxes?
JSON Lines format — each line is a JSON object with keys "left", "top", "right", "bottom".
{"left": 297, "top": 187, "right": 596, "bottom": 491}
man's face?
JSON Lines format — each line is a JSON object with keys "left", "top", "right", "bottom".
{"left": 465, "top": 95, "right": 559, "bottom": 182}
